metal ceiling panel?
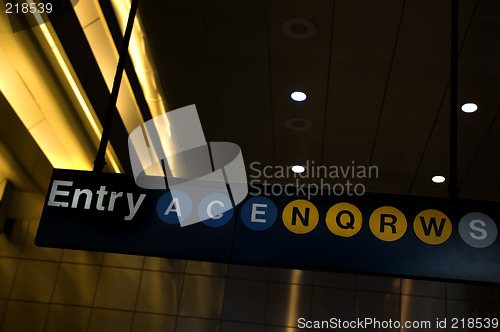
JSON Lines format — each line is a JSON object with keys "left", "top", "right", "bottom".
{"left": 324, "top": 0, "right": 404, "bottom": 169}
{"left": 268, "top": 0, "right": 334, "bottom": 167}
{"left": 137, "top": 0, "right": 500, "bottom": 200}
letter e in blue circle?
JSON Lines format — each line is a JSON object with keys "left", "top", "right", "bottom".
{"left": 241, "top": 196, "right": 277, "bottom": 231}
{"left": 199, "top": 193, "right": 234, "bottom": 227}
{"left": 156, "top": 190, "right": 192, "bottom": 224}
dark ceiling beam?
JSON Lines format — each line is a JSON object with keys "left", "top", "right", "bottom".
{"left": 408, "top": 0, "right": 481, "bottom": 195}
{"left": 449, "top": 0, "right": 459, "bottom": 199}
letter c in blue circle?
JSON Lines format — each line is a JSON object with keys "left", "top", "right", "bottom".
{"left": 198, "top": 193, "right": 234, "bottom": 227}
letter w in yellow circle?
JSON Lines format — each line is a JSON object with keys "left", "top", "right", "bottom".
{"left": 413, "top": 209, "right": 452, "bottom": 245}
{"left": 282, "top": 200, "right": 319, "bottom": 234}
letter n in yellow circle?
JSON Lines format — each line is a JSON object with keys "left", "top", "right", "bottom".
{"left": 413, "top": 209, "right": 452, "bottom": 245}
{"left": 369, "top": 206, "right": 407, "bottom": 241}
{"left": 326, "top": 203, "right": 363, "bottom": 237}
{"left": 282, "top": 200, "right": 319, "bottom": 234}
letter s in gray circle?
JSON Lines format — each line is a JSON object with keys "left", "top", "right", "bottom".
{"left": 459, "top": 212, "right": 498, "bottom": 248}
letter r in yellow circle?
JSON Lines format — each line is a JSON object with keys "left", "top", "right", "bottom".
{"left": 282, "top": 200, "right": 319, "bottom": 234}
{"left": 369, "top": 206, "right": 407, "bottom": 241}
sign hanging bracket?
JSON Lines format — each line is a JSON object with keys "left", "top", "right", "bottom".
{"left": 93, "top": 0, "right": 139, "bottom": 172}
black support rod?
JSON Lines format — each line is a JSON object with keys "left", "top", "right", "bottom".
{"left": 93, "top": 0, "right": 139, "bottom": 172}
{"left": 449, "top": 0, "right": 459, "bottom": 199}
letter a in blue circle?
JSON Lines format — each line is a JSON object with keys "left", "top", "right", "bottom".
{"left": 156, "top": 190, "right": 192, "bottom": 224}
{"left": 241, "top": 196, "right": 277, "bottom": 231}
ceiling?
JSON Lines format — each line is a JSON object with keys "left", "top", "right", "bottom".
{"left": 136, "top": 0, "right": 500, "bottom": 201}
{"left": 1, "top": 0, "right": 499, "bottom": 203}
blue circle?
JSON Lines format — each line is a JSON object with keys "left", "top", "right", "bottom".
{"left": 240, "top": 196, "right": 278, "bottom": 231}
{"left": 198, "top": 193, "right": 234, "bottom": 227}
{"left": 156, "top": 190, "right": 192, "bottom": 224}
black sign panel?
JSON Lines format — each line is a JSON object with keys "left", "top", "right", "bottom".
{"left": 232, "top": 194, "right": 500, "bottom": 283}
{"left": 36, "top": 169, "right": 236, "bottom": 262}
{"left": 36, "top": 169, "right": 500, "bottom": 284}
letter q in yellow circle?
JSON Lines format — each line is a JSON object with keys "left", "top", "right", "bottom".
{"left": 282, "top": 200, "right": 319, "bottom": 234}
{"left": 326, "top": 203, "right": 363, "bottom": 237}
{"left": 413, "top": 209, "right": 452, "bottom": 245}
{"left": 369, "top": 206, "right": 407, "bottom": 241}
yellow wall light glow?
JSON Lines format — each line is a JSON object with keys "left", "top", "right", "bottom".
{"left": 0, "top": 5, "right": 122, "bottom": 173}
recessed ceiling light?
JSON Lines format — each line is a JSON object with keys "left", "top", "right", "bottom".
{"left": 432, "top": 175, "right": 446, "bottom": 183}
{"left": 291, "top": 91, "right": 307, "bottom": 102}
{"left": 291, "top": 165, "right": 306, "bottom": 174}
{"left": 285, "top": 117, "right": 312, "bottom": 131}
{"left": 282, "top": 18, "right": 316, "bottom": 39}
{"left": 461, "top": 103, "right": 478, "bottom": 113}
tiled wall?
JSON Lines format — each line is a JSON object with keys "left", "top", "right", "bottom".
{"left": 1, "top": 195, "right": 500, "bottom": 332}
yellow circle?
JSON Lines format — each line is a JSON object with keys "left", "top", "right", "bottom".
{"left": 369, "top": 206, "right": 407, "bottom": 241}
{"left": 413, "top": 209, "right": 452, "bottom": 245}
{"left": 282, "top": 200, "right": 319, "bottom": 234}
{"left": 325, "top": 203, "right": 363, "bottom": 237}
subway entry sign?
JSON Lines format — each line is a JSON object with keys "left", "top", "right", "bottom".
{"left": 36, "top": 169, "right": 500, "bottom": 284}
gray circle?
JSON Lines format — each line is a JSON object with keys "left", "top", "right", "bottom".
{"left": 458, "top": 212, "right": 498, "bottom": 248}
